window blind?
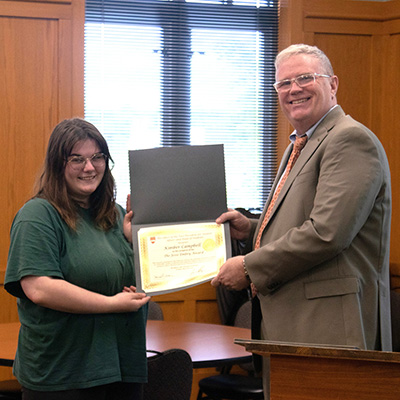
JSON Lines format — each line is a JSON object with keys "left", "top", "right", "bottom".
{"left": 85, "top": 0, "right": 278, "bottom": 211}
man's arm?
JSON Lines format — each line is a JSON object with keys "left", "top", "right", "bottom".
{"left": 246, "top": 123, "right": 387, "bottom": 295}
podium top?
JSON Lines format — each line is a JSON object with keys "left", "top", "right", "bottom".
{"left": 234, "top": 338, "right": 400, "bottom": 364}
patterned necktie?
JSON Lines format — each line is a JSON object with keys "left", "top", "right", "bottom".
{"left": 254, "top": 135, "right": 308, "bottom": 250}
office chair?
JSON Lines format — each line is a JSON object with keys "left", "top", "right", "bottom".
{"left": 147, "top": 300, "right": 164, "bottom": 320}
{"left": 144, "top": 348, "right": 193, "bottom": 400}
{"left": 197, "top": 301, "right": 263, "bottom": 400}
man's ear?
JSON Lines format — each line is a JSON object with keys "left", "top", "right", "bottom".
{"left": 330, "top": 75, "right": 339, "bottom": 98}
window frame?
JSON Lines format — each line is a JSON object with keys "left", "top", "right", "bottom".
{"left": 85, "top": 0, "right": 279, "bottom": 210}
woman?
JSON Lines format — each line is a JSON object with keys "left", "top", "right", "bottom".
{"left": 5, "top": 118, "right": 150, "bottom": 400}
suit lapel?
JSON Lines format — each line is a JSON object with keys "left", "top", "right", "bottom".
{"left": 254, "top": 145, "right": 292, "bottom": 234}
{"left": 261, "top": 106, "right": 346, "bottom": 230}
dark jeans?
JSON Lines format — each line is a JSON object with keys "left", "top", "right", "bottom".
{"left": 22, "top": 382, "right": 143, "bottom": 400}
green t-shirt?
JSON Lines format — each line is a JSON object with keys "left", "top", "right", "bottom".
{"left": 5, "top": 198, "right": 147, "bottom": 391}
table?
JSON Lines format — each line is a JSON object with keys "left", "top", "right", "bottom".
{"left": 0, "top": 321, "right": 252, "bottom": 369}
{"left": 146, "top": 320, "right": 251, "bottom": 368}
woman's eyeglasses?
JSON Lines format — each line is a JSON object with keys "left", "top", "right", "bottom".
{"left": 66, "top": 153, "right": 109, "bottom": 170}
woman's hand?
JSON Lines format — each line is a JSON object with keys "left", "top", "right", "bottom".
{"left": 21, "top": 276, "right": 151, "bottom": 314}
{"left": 110, "top": 290, "right": 151, "bottom": 312}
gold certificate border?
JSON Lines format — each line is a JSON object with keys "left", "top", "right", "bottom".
{"left": 138, "top": 222, "right": 226, "bottom": 294}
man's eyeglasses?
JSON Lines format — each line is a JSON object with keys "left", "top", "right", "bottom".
{"left": 273, "top": 72, "right": 331, "bottom": 93}
{"left": 66, "top": 153, "right": 109, "bottom": 170}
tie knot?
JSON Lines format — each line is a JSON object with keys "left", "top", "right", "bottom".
{"left": 294, "top": 135, "right": 308, "bottom": 152}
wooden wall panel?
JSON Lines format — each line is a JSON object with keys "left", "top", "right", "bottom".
{"left": 0, "top": 17, "right": 58, "bottom": 272}
{"left": 0, "top": 272, "right": 18, "bottom": 323}
{"left": 0, "top": 0, "right": 84, "bottom": 384}
{"left": 152, "top": 282, "right": 220, "bottom": 324}
{"left": 0, "top": 0, "right": 84, "bottom": 323}
{"left": 196, "top": 300, "right": 220, "bottom": 324}
{"left": 279, "top": 0, "right": 400, "bottom": 288}
{"left": 313, "top": 34, "right": 373, "bottom": 128}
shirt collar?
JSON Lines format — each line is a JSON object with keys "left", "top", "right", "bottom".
{"left": 289, "top": 105, "right": 338, "bottom": 143}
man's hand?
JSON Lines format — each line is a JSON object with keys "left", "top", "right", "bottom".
{"left": 126, "top": 194, "right": 132, "bottom": 213}
{"left": 216, "top": 209, "right": 252, "bottom": 241}
{"left": 123, "top": 210, "right": 133, "bottom": 243}
{"left": 123, "top": 194, "right": 133, "bottom": 243}
{"left": 211, "top": 256, "right": 249, "bottom": 291}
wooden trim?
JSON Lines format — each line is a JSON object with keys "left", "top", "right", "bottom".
{"left": 0, "top": 1, "right": 71, "bottom": 18}
{"left": 276, "top": 0, "right": 305, "bottom": 158}
{"left": 302, "top": 0, "right": 399, "bottom": 21}
{"left": 71, "top": 0, "right": 85, "bottom": 117}
{"left": 385, "top": 18, "right": 400, "bottom": 34}
{"left": 8, "top": 0, "right": 72, "bottom": 3}
{"left": 302, "top": 0, "right": 400, "bottom": 36}
{"left": 59, "top": 19, "right": 73, "bottom": 118}
{"left": 304, "top": 19, "right": 383, "bottom": 35}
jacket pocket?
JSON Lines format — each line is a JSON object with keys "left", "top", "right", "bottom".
{"left": 304, "top": 277, "right": 360, "bottom": 299}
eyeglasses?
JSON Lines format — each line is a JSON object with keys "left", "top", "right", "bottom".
{"left": 66, "top": 153, "right": 108, "bottom": 170}
{"left": 273, "top": 72, "right": 331, "bottom": 93}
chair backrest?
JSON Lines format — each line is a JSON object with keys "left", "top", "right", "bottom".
{"left": 144, "top": 348, "right": 193, "bottom": 400}
{"left": 147, "top": 301, "right": 164, "bottom": 320}
{"left": 233, "top": 300, "right": 255, "bottom": 373}
{"left": 234, "top": 300, "right": 251, "bottom": 329}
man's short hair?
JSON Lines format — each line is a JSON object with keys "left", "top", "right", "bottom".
{"left": 275, "top": 44, "right": 334, "bottom": 76}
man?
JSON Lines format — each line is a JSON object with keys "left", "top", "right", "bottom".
{"left": 211, "top": 44, "right": 392, "bottom": 398}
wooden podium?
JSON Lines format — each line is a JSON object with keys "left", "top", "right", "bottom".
{"left": 235, "top": 339, "right": 400, "bottom": 399}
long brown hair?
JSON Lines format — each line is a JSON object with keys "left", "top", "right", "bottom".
{"left": 34, "top": 118, "right": 117, "bottom": 231}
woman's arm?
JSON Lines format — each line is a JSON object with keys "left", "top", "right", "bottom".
{"left": 21, "top": 276, "right": 150, "bottom": 314}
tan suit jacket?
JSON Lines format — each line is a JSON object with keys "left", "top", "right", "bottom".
{"left": 246, "top": 106, "right": 392, "bottom": 351}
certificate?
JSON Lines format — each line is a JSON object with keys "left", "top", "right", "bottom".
{"left": 134, "top": 221, "right": 230, "bottom": 295}
{"left": 129, "top": 144, "right": 230, "bottom": 295}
